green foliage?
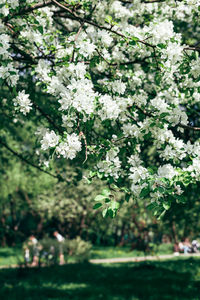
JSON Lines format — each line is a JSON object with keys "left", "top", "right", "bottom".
{"left": 66, "top": 237, "right": 92, "bottom": 263}
{"left": 23, "top": 236, "right": 92, "bottom": 265}
{"left": 93, "top": 188, "right": 121, "bottom": 218}
{"left": 156, "top": 243, "right": 174, "bottom": 255}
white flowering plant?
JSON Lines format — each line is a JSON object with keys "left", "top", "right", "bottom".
{"left": 0, "top": 0, "right": 200, "bottom": 218}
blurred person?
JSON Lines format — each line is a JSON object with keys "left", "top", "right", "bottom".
{"left": 53, "top": 231, "right": 65, "bottom": 265}
{"left": 29, "top": 235, "right": 40, "bottom": 266}
{"left": 173, "top": 242, "right": 180, "bottom": 256}
{"left": 191, "top": 240, "right": 200, "bottom": 253}
{"left": 24, "top": 246, "right": 30, "bottom": 264}
{"left": 179, "top": 238, "right": 192, "bottom": 254}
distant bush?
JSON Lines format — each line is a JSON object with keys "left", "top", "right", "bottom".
{"left": 23, "top": 236, "right": 92, "bottom": 265}
{"left": 65, "top": 237, "right": 92, "bottom": 263}
{"left": 156, "top": 243, "right": 173, "bottom": 255}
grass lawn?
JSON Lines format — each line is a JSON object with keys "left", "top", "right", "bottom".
{"left": 0, "top": 245, "right": 174, "bottom": 267}
{"left": 0, "top": 246, "right": 145, "bottom": 267}
{"left": 0, "top": 258, "right": 200, "bottom": 299}
{"left": 90, "top": 246, "right": 146, "bottom": 259}
{"left": 0, "top": 247, "right": 22, "bottom": 266}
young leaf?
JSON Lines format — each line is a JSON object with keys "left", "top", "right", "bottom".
{"left": 93, "top": 203, "right": 103, "bottom": 209}
{"left": 102, "top": 188, "right": 111, "bottom": 197}
{"left": 140, "top": 186, "right": 150, "bottom": 198}
{"left": 102, "top": 208, "right": 108, "bottom": 218}
{"left": 94, "top": 195, "right": 106, "bottom": 201}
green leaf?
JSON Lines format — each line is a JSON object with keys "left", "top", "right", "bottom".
{"left": 93, "top": 203, "right": 102, "bottom": 209}
{"left": 125, "top": 193, "right": 131, "bottom": 202}
{"left": 121, "top": 187, "right": 129, "bottom": 193}
{"left": 163, "top": 202, "right": 171, "bottom": 210}
{"left": 94, "top": 195, "right": 106, "bottom": 201}
{"left": 85, "top": 178, "right": 92, "bottom": 184}
{"left": 97, "top": 172, "right": 103, "bottom": 179}
{"left": 129, "top": 40, "right": 137, "bottom": 46}
{"left": 175, "top": 195, "right": 186, "bottom": 203}
{"left": 157, "top": 210, "right": 166, "bottom": 220}
{"left": 131, "top": 36, "right": 139, "bottom": 42}
{"left": 38, "top": 26, "right": 44, "bottom": 34}
{"left": 107, "top": 208, "right": 114, "bottom": 218}
{"left": 146, "top": 202, "right": 157, "bottom": 210}
{"left": 110, "top": 200, "right": 120, "bottom": 210}
{"left": 140, "top": 187, "right": 150, "bottom": 198}
{"left": 158, "top": 186, "right": 165, "bottom": 194}
{"left": 157, "top": 43, "right": 166, "bottom": 49}
{"left": 160, "top": 112, "right": 170, "bottom": 118}
{"left": 110, "top": 184, "right": 119, "bottom": 190}
{"left": 105, "top": 15, "right": 112, "bottom": 24}
{"left": 89, "top": 171, "right": 96, "bottom": 178}
{"left": 102, "top": 188, "right": 111, "bottom": 197}
{"left": 85, "top": 72, "right": 91, "bottom": 80}
{"left": 102, "top": 208, "right": 108, "bottom": 218}
{"left": 105, "top": 198, "right": 111, "bottom": 203}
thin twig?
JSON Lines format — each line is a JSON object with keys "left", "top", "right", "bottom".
{"left": 79, "top": 132, "right": 88, "bottom": 164}
{"left": 177, "top": 123, "right": 200, "bottom": 131}
{"left": 76, "top": 112, "right": 88, "bottom": 163}
{"left": 32, "top": 102, "right": 63, "bottom": 135}
{"left": 70, "top": 23, "right": 84, "bottom": 62}
{"left": 127, "top": 105, "right": 200, "bottom": 131}
{"left": 3, "top": 0, "right": 54, "bottom": 22}
{"left": 184, "top": 47, "right": 200, "bottom": 51}
{"left": 0, "top": 138, "right": 60, "bottom": 180}
{"left": 52, "top": 0, "right": 156, "bottom": 49}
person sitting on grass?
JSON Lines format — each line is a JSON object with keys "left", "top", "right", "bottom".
{"left": 53, "top": 231, "right": 65, "bottom": 265}
{"left": 191, "top": 240, "right": 200, "bottom": 253}
{"left": 179, "top": 238, "right": 192, "bottom": 254}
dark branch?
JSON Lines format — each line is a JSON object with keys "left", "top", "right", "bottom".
{"left": 184, "top": 47, "right": 200, "bottom": 52}
{"left": 128, "top": 105, "right": 200, "bottom": 131}
{"left": 3, "top": 0, "right": 54, "bottom": 22}
{"left": 52, "top": 0, "right": 156, "bottom": 49}
{"left": 0, "top": 138, "right": 59, "bottom": 179}
{"left": 32, "top": 102, "right": 64, "bottom": 135}
{"left": 120, "top": 0, "right": 166, "bottom": 3}
{"left": 177, "top": 123, "right": 200, "bottom": 131}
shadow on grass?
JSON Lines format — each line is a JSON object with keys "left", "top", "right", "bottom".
{"left": 0, "top": 258, "right": 200, "bottom": 299}
{"left": 0, "top": 248, "right": 17, "bottom": 258}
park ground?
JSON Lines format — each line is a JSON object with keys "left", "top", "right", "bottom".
{"left": 0, "top": 245, "right": 175, "bottom": 267}
{"left": 1, "top": 247, "right": 200, "bottom": 299}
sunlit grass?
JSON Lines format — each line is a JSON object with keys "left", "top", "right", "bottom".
{"left": 0, "top": 246, "right": 145, "bottom": 267}
{"left": 0, "top": 244, "right": 175, "bottom": 267}
{"left": 0, "top": 247, "right": 23, "bottom": 266}
{"left": 90, "top": 246, "right": 144, "bottom": 259}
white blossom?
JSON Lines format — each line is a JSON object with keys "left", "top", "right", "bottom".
{"left": 158, "top": 164, "right": 177, "bottom": 179}
{"left": 56, "top": 133, "right": 82, "bottom": 159}
{"left": 13, "top": 90, "right": 32, "bottom": 115}
{"left": 41, "top": 130, "right": 59, "bottom": 150}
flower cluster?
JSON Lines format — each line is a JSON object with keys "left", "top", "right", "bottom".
{"left": 1, "top": 0, "right": 200, "bottom": 216}
{"left": 56, "top": 133, "right": 82, "bottom": 160}
{"left": 13, "top": 91, "right": 32, "bottom": 115}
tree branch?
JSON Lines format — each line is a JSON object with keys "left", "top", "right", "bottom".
{"left": 128, "top": 105, "right": 200, "bottom": 131}
{"left": 177, "top": 123, "right": 200, "bottom": 131}
{"left": 32, "top": 101, "right": 64, "bottom": 135}
{"left": 0, "top": 138, "right": 60, "bottom": 180}
{"left": 184, "top": 47, "right": 200, "bottom": 52}
{"left": 3, "top": 0, "right": 54, "bottom": 22}
{"left": 52, "top": 0, "right": 156, "bottom": 49}
{"left": 120, "top": 0, "right": 166, "bottom": 3}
